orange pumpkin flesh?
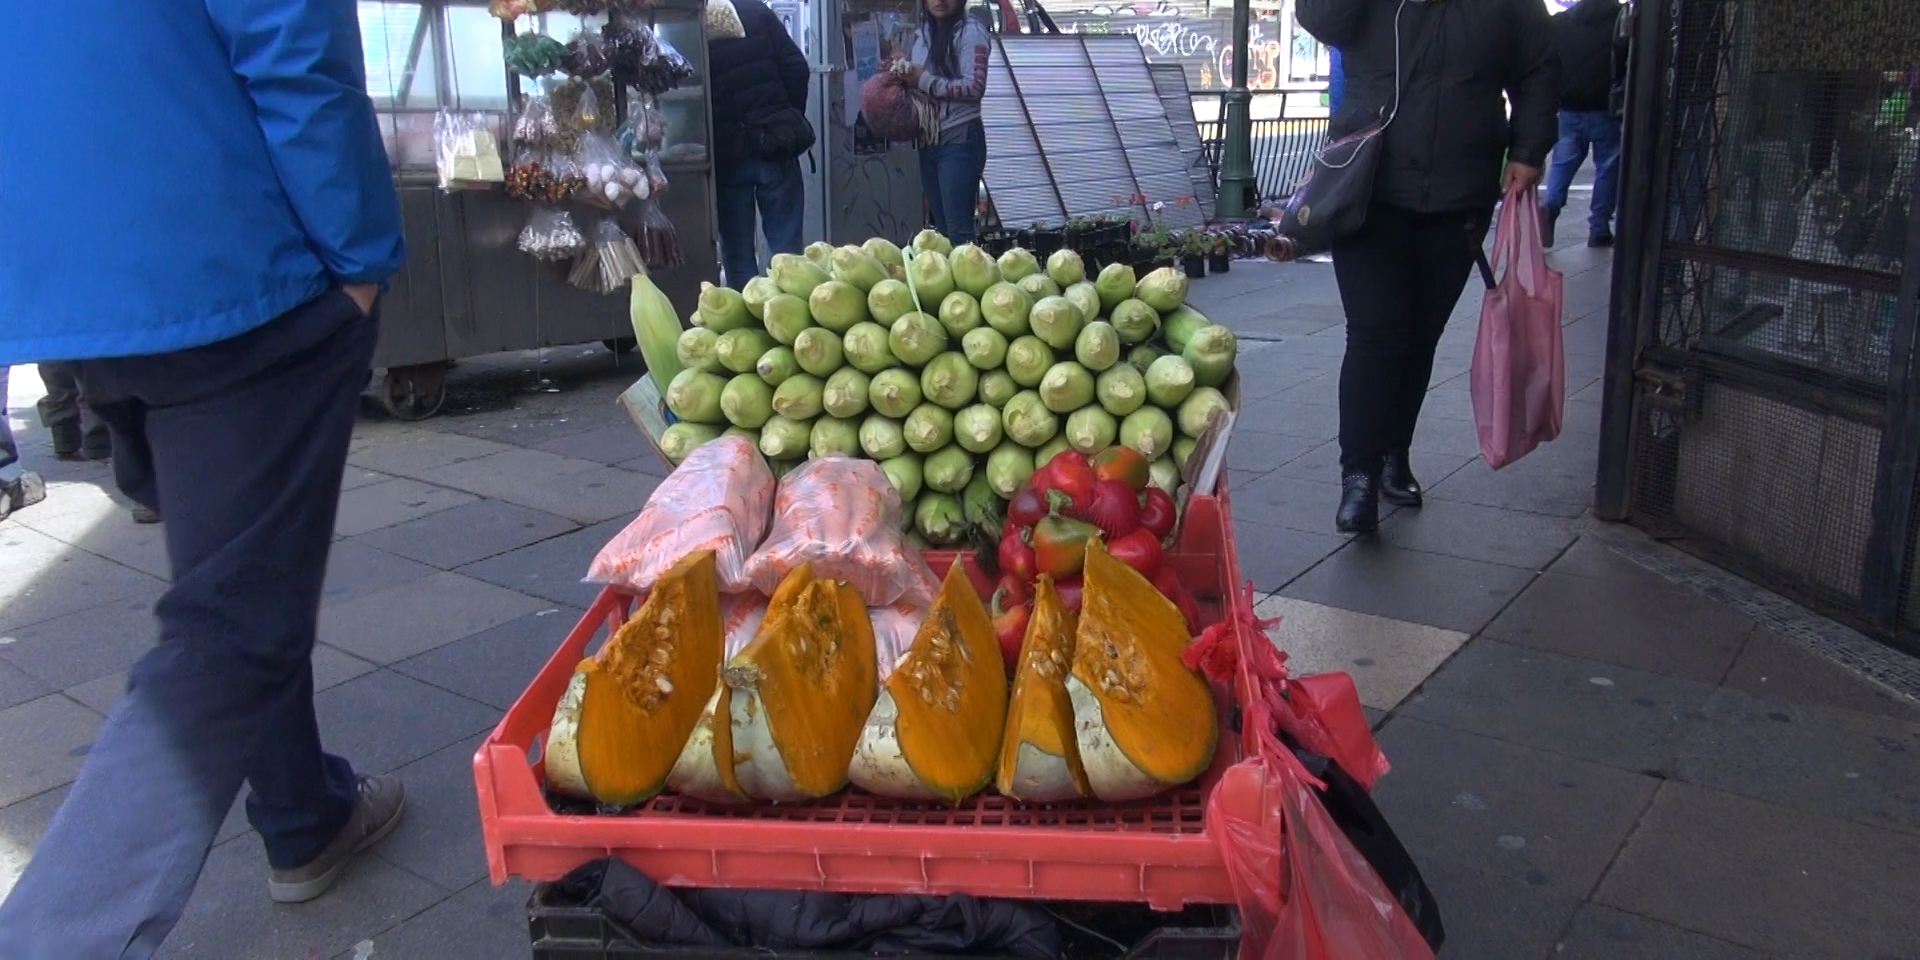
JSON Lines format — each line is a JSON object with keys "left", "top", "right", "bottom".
{"left": 850, "top": 560, "right": 1008, "bottom": 802}
{"left": 726, "top": 564, "right": 878, "bottom": 801}
{"left": 546, "top": 551, "right": 724, "bottom": 806}
{"left": 1068, "top": 539, "right": 1217, "bottom": 801}
{"left": 667, "top": 595, "right": 772, "bottom": 803}
{"left": 996, "top": 575, "right": 1091, "bottom": 802}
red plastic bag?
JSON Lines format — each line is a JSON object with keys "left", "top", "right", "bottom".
{"left": 586, "top": 435, "right": 773, "bottom": 593}
{"left": 1470, "top": 189, "right": 1565, "bottom": 470}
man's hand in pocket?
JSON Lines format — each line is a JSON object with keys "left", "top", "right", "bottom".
{"left": 343, "top": 283, "right": 379, "bottom": 317}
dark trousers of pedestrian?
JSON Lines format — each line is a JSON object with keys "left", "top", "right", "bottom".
{"left": 35, "top": 361, "right": 112, "bottom": 459}
{"left": 716, "top": 155, "right": 806, "bottom": 288}
{"left": 1544, "top": 109, "right": 1622, "bottom": 239}
{"left": 0, "top": 289, "right": 371, "bottom": 958}
{"left": 1331, "top": 204, "right": 1491, "bottom": 474}
{"left": 918, "top": 119, "right": 987, "bottom": 244}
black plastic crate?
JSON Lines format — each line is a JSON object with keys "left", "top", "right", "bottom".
{"left": 527, "top": 884, "right": 1239, "bottom": 960}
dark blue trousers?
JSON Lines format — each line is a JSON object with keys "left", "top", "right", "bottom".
{"left": 0, "top": 289, "right": 371, "bottom": 958}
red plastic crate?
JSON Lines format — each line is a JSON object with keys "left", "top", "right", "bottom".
{"left": 475, "top": 486, "right": 1254, "bottom": 911}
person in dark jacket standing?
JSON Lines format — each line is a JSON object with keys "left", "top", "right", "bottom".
{"left": 1298, "top": 0, "right": 1557, "bottom": 533}
{"left": 1542, "top": 0, "right": 1626, "bottom": 246}
{"left": 710, "top": 0, "right": 813, "bottom": 286}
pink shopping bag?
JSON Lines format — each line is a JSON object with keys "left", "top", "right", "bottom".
{"left": 1470, "top": 189, "right": 1565, "bottom": 469}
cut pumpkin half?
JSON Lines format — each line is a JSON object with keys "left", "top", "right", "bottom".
{"left": 995, "top": 575, "right": 1091, "bottom": 803}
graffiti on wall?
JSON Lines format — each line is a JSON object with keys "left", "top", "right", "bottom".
{"left": 1058, "top": 11, "right": 1322, "bottom": 91}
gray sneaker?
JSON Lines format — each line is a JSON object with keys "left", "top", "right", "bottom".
{"left": 130, "top": 503, "right": 161, "bottom": 524}
{"left": 0, "top": 472, "right": 47, "bottom": 521}
{"left": 267, "top": 774, "right": 405, "bottom": 904}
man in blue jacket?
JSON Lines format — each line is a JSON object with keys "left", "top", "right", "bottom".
{"left": 0, "top": 3, "right": 408, "bottom": 955}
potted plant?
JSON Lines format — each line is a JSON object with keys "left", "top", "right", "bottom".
{"left": 1028, "top": 221, "right": 1065, "bottom": 258}
{"left": 1207, "top": 230, "right": 1233, "bottom": 274}
{"left": 1178, "top": 229, "right": 1208, "bottom": 279}
{"left": 1134, "top": 225, "right": 1171, "bottom": 275}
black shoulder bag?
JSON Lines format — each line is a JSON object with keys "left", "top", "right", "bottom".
{"left": 751, "top": 106, "right": 816, "bottom": 161}
{"left": 1275, "top": 0, "right": 1434, "bottom": 249}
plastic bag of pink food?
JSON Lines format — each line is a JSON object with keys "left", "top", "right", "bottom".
{"left": 869, "top": 601, "right": 926, "bottom": 683}
{"left": 586, "top": 436, "right": 773, "bottom": 594}
{"left": 741, "top": 457, "right": 939, "bottom": 608}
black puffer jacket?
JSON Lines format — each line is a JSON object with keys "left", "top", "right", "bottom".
{"left": 1299, "top": 0, "right": 1557, "bottom": 215}
{"left": 1551, "top": 0, "right": 1623, "bottom": 112}
{"left": 709, "top": 0, "right": 811, "bottom": 169}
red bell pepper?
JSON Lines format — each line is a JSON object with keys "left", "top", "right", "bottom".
{"left": 1005, "top": 487, "right": 1049, "bottom": 532}
{"left": 1138, "top": 486, "right": 1177, "bottom": 540}
{"left": 1107, "top": 526, "right": 1165, "bottom": 579}
{"left": 995, "top": 571, "right": 1031, "bottom": 610}
{"left": 1091, "top": 446, "right": 1151, "bottom": 491}
{"left": 1080, "top": 479, "right": 1143, "bottom": 539}
{"left": 1031, "top": 513, "right": 1098, "bottom": 580}
{"left": 998, "top": 531, "right": 1037, "bottom": 583}
{"left": 1031, "top": 450, "right": 1096, "bottom": 515}
{"left": 1055, "top": 576, "right": 1084, "bottom": 614}
{"left": 991, "top": 589, "right": 1030, "bottom": 674}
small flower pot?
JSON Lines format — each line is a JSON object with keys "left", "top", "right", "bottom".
{"left": 1181, "top": 255, "right": 1207, "bottom": 279}
{"left": 1154, "top": 257, "right": 1177, "bottom": 272}
{"left": 1208, "top": 253, "right": 1232, "bottom": 274}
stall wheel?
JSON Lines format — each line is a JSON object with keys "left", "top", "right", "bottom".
{"left": 381, "top": 364, "right": 448, "bottom": 421}
{"left": 602, "top": 337, "right": 638, "bottom": 355}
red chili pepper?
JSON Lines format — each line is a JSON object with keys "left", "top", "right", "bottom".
{"left": 1107, "top": 527, "right": 1165, "bottom": 579}
{"left": 1091, "top": 446, "right": 1151, "bottom": 491}
{"left": 991, "top": 590, "right": 1030, "bottom": 674}
{"left": 1138, "top": 486, "right": 1177, "bottom": 540}
{"left": 1055, "top": 576, "right": 1084, "bottom": 614}
{"left": 1031, "top": 513, "right": 1098, "bottom": 580}
{"left": 1005, "top": 487, "right": 1049, "bottom": 532}
{"left": 998, "top": 532, "right": 1037, "bottom": 584}
{"left": 1080, "top": 479, "right": 1143, "bottom": 539}
{"left": 1031, "top": 450, "right": 1096, "bottom": 516}
{"left": 1153, "top": 565, "right": 1200, "bottom": 635}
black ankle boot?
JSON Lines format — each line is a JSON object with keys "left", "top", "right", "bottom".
{"left": 1336, "top": 470, "right": 1380, "bottom": 533}
{"left": 1381, "top": 451, "right": 1422, "bottom": 507}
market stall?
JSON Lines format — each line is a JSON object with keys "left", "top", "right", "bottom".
{"left": 361, "top": 0, "right": 720, "bottom": 419}
{"left": 476, "top": 230, "right": 1445, "bottom": 957}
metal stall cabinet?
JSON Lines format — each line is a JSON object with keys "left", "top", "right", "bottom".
{"left": 799, "top": 0, "right": 927, "bottom": 247}
{"left": 360, "top": 0, "right": 719, "bottom": 418}
{"left": 1597, "top": 0, "right": 1918, "bottom": 648}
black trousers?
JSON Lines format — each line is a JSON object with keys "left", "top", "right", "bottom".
{"left": 35, "top": 361, "right": 111, "bottom": 456}
{"left": 1331, "top": 204, "right": 1492, "bottom": 472}
{"left": 0, "top": 289, "right": 372, "bottom": 956}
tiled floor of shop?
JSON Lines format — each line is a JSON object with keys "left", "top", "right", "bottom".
{"left": 5, "top": 187, "right": 1920, "bottom": 957}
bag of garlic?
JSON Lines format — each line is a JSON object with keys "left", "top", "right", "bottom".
{"left": 577, "top": 132, "right": 649, "bottom": 207}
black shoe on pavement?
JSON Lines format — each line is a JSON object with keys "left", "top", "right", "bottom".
{"left": 1588, "top": 229, "right": 1615, "bottom": 248}
{"left": 1381, "top": 451, "right": 1423, "bottom": 507}
{"left": 1541, "top": 206, "right": 1560, "bottom": 247}
{"left": 1335, "top": 470, "right": 1381, "bottom": 534}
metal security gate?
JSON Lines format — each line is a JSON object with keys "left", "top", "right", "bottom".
{"left": 1595, "top": 0, "right": 1920, "bottom": 649}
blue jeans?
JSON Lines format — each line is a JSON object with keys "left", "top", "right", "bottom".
{"left": 716, "top": 155, "right": 806, "bottom": 288}
{"left": 1544, "top": 109, "right": 1622, "bottom": 235}
{"left": 918, "top": 120, "right": 987, "bottom": 244}
{"left": 0, "top": 290, "right": 368, "bottom": 958}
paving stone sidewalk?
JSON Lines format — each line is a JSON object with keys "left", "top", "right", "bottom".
{"left": 3, "top": 187, "right": 1919, "bottom": 958}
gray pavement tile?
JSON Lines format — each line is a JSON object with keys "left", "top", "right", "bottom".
{"left": 1547, "top": 536, "right": 1658, "bottom": 583}
{"left": 0, "top": 593, "right": 161, "bottom": 689}
{"left": 1226, "top": 468, "right": 1273, "bottom": 492}
{"left": 322, "top": 540, "right": 439, "bottom": 608}
{"left": 1230, "top": 519, "right": 1346, "bottom": 592}
{"left": 0, "top": 784, "right": 65, "bottom": 901}
{"left": 346, "top": 429, "right": 515, "bottom": 478}
{"left": 0, "top": 525, "right": 166, "bottom": 633}
{"left": 1596, "top": 783, "right": 1920, "bottom": 958}
{"left": 14, "top": 495, "right": 171, "bottom": 579}
{"left": 315, "top": 670, "right": 500, "bottom": 776}
{"left": 533, "top": 421, "right": 657, "bottom": 465}
{"left": 1720, "top": 626, "right": 1920, "bottom": 723}
{"left": 1233, "top": 472, "right": 1351, "bottom": 534}
{"left": 1272, "top": 439, "right": 1477, "bottom": 488}
{"left": 1234, "top": 396, "right": 1341, "bottom": 441}
{"left": 411, "top": 446, "right": 599, "bottom": 495}
{"left": 0, "top": 694, "right": 103, "bottom": 807}
{"left": 614, "top": 451, "right": 672, "bottom": 477}
{"left": 1672, "top": 687, "right": 1920, "bottom": 837}
{"left": 156, "top": 830, "right": 447, "bottom": 960}
{"left": 392, "top": 607, "right": 582, "bottom": 710}
{"left": 1554, "top": 904, "right": 1769, "bottom": 960}
{"left": 341, "top": 879, "right": 531, "bottom": 960}
{"left": 375, "top": 733, "right": 492, "bottom": 890}
{"left": 1371, "top": 720, "right": 1656, "bottom": 957}
{"left": 338, "top": 465, "right": 392, "bottom": 492}
{"left": 333, "top": 477, "right": 477, "bottom": 538}
{"left": 438, "top": 406, "right": 627, "bottom": 449}
{"left": 1427, "top": 441, "right": 1599, "bottom": 519}
{"left": 64, "top": 644, "right": 372, "bottom": 721}
{"left": 1278, "top": 540, "right": 1535, "bottom": 634}
{"left": 1409, "top": 414, "right": 1484, "bottom": 459}
{"left": 441, "top": 459, "right": 662, "bottom": 526}
{"left": 1414, "top": 384, "right": 1477, "bottom": 424}
{"left": 457, "top": 516, "right": 631, "bottom": 608}
{"left": 1375, "top": 499, "right": 1579, "bottom": 572}
{"left": 62, "top": 671, "right": 123, "bottom": 716}
{"left": 1483, "top": 571, "right": 1754, "bottom": 684}
{"left": 0, "top": 660, "right": 52, "bottom": 712}
{"left": 319, "top": 571, "right": 547, "bottom": 664}
{"left": 1398, "top": 640, "right": 1718, "bottom": 775}
{"left": 1225, "top": 429, "right": 1322, "bottom": 475}
{"left": 1256, "top": 598, "right": 1468, "bottom": 711}
{"left": 352, "top": 499, "right": 578, "bottom": 570}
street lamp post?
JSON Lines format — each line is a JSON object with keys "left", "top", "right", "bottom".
{"left": 1217, "top": 0, "right": 1256, "bottom": 219}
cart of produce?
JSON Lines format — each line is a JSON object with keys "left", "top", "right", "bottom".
{"left": 363, "top": 0, "right": 720, "bottom": 420}
{"left": 477, "top": 230, "right": 1444, "bottom": 959}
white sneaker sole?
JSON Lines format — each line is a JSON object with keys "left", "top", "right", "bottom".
{"left": 267, "top": 798, "right": 406, "bottom": 904}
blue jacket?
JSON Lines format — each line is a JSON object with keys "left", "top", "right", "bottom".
{"left": 0, "top": 1, "right": 406, "bottom": 366}
{"left": 1328, "top": 48, "right": 1346, "bottom": 113}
